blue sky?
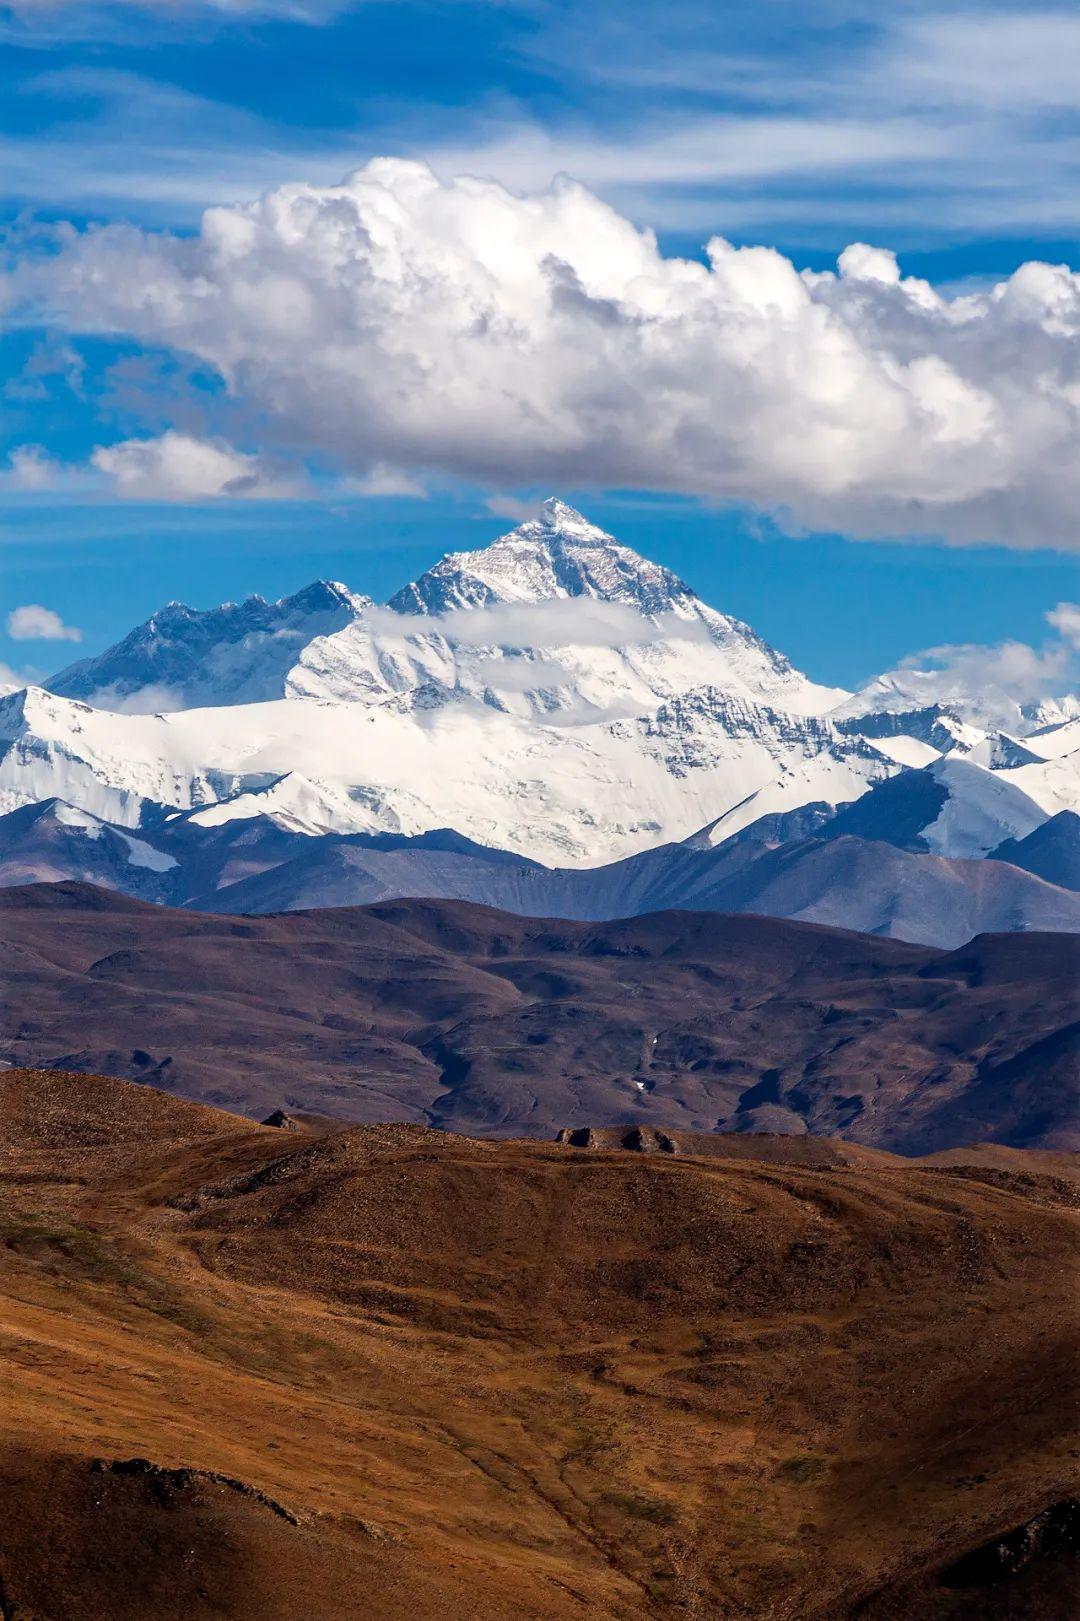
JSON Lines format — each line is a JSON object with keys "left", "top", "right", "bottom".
{"left": 1, "top": 0, "right": 1078, "bottom": 692}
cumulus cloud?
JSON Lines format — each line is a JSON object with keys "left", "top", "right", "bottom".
{"left": 11, "top": 160, "right": 1080, "bottom": 546}
{"left": 91, "top": 431, "right": 302, "bottom": 501}
{"left": 1046, "top": 601, "right": 1080, "bottom": 649}
{"left": 1, "top": 445, "right": 61, "bottom": 491}
{"left": 865, "top": 603, "right": 1080, "bottom": 729}
{"left": 6, "top": 603, "right": 83, "bottom": 642}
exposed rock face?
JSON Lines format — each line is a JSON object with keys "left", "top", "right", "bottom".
{"left": 557, "top": 1125, "right": 679, "bottom": 1153}
{"left": 938, "top": 1499, "right": 1080, "bottom": 1589}
{"left": 89, "top": 1457, "right": 300, "bottom": 1524}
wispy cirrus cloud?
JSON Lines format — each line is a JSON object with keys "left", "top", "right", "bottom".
{"left": 441, "top": 6, "right": 1080, "bottom": 239}
{"left": 0, "top": 0, "right": 348, "bottom": 42}
{"left": 2, "top": 8, "right": 1078, "bottom": 242}
{"left": 537, "top": 5, "right": 1080, "bottom": 113}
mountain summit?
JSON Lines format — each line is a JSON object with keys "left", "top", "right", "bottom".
{"left": 42, "top": 499, "right": 844, "bottom": 719}
{"left": 10, "top": 497, "right": 1071, "bottom": 869}
{"left": 48, "top": 580, "right": 369, "bottom": 712}
{"left": 388, "top": 498, "right": 697, "bottom": 615}
{"left": 288, "top": 498, "right": 848, "bottom": 719}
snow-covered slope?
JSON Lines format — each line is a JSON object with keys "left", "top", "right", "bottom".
{"left": 390, "top": 499, "right": 683, "bottom": 613}
{"left": 4, "top": 499, "right": 890, "bottom": 862}
{"left": 1019, "top": 717, "right": 1080, "bottom": 761}
{"left": 0, "top": 682, "right": 895, "bottom": 865}
{"left": 47, "top": 580, "right": 369, "bottom": 711}
{"left": 290, "top": 500, "right": 847, "bottom": 719}
{"left": 0, "top": 687, "right": 275, "bottom": 828}
{"left": 44, "top": 500, "right": 845, "bottom": 723}
{"left": 4, "top": 496, "right": 1071, "bottom": 877}
{"left": 813, "top": 755, "right": 1067, "bottom": 859}
{"left": 0, "top": 797, "right": 177, "bottom": 895}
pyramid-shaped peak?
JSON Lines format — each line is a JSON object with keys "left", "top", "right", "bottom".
{"left": 527, "top": 497, "right": 614, "bottom": 541}
{"left": 388, "top": 500, "right": 694, "bottom": 615}
{"left": 284, "top": 579, "right": 369, "bottom": 614}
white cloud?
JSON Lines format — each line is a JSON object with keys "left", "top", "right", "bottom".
{"left": 548, "top": 7, "right": 1080, "bottom": 117}
{"left": 77, "top": 681, "right": 187, "bottom": 714}
{"left": 365, "top": 597, "right": 711, "bottom": 650}
{"left": 1, "top": 445, "right": 61, "bottom": 491}
{"left": 866, "top": 603, "right": 1080, "bottom": 729}
{"left": 891, "top": 11, "right": 1080, "bottom": 111}
{"left": 431, "top": 7, "right": 1080, "bottom": 237}
{"left": 13, "top": 160, "right": 1080, "bottom": 546}
{"left": 2, "top": 0, "right": 344, "bottom": 25}
{"left": 0, "top": 660, "right": 32, "bottom": 694}
{"left": 435, "top": 600, "right": 712, "bottom": 650}
{"left": 0, "top": 435, "right": 306, "bottom": 505}
{"left": 3, "top": 9, "right": 1078, "bottom": 245}
{"left": 91, "top": 431, "right": 302, "bottom": 501}
{"left": 893, "top": 640, "right": 1073, "bottom": 717}
{"left": 1046, "top": 601, "right": 1080, "bottom": 649}
{"left": 339, "top": 464, "right": 427, "bottom": 498}
{"left": 6, "top": 603, "right": 83, "bottom": 642}
{"left": 484, "top": 494, "right": 547, "bottom": 524}
{"left": 3, "top": 338, "right": 85, "bottom": 402}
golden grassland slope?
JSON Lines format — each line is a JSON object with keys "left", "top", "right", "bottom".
{"left": 0, "top": 1067, "right": 1077, "bottom": 1619}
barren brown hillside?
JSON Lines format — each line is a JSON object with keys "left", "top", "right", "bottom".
{"left": 2, "top": 883, "right": 1078, "bottom": 1152}
{"left": 1, "top": 1066, "right": 1077, "bottom": 1619}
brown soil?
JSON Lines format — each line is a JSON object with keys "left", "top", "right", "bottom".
{"left": 1, "top": 1066, "right": 1077, "bottom": 1619}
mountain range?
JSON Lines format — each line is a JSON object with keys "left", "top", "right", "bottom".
{"left": 1, "top": 791, "right": 1077, "bottom": 949}
{"left": 1, "top": 498, "right": 1077, "bottom": 946}
{"left": 3, "top": 882, "right": 1076, "bottom": 1152}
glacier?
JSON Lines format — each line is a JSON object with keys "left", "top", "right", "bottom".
{"left": 0, "top": 498, "right": 1074, "bottom": 875}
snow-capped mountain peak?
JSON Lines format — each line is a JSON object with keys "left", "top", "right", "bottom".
{"left": 12, "top": 496, "right": 1071, "bottom": 875}
{"left": 387, "top": 497, "right": 697, "bottom": 616}
{"left": 47, "top": 580, "right": 371, "bottom": 712}
{"left": 529, "top": 496, "right": 613, "bottom": 542}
